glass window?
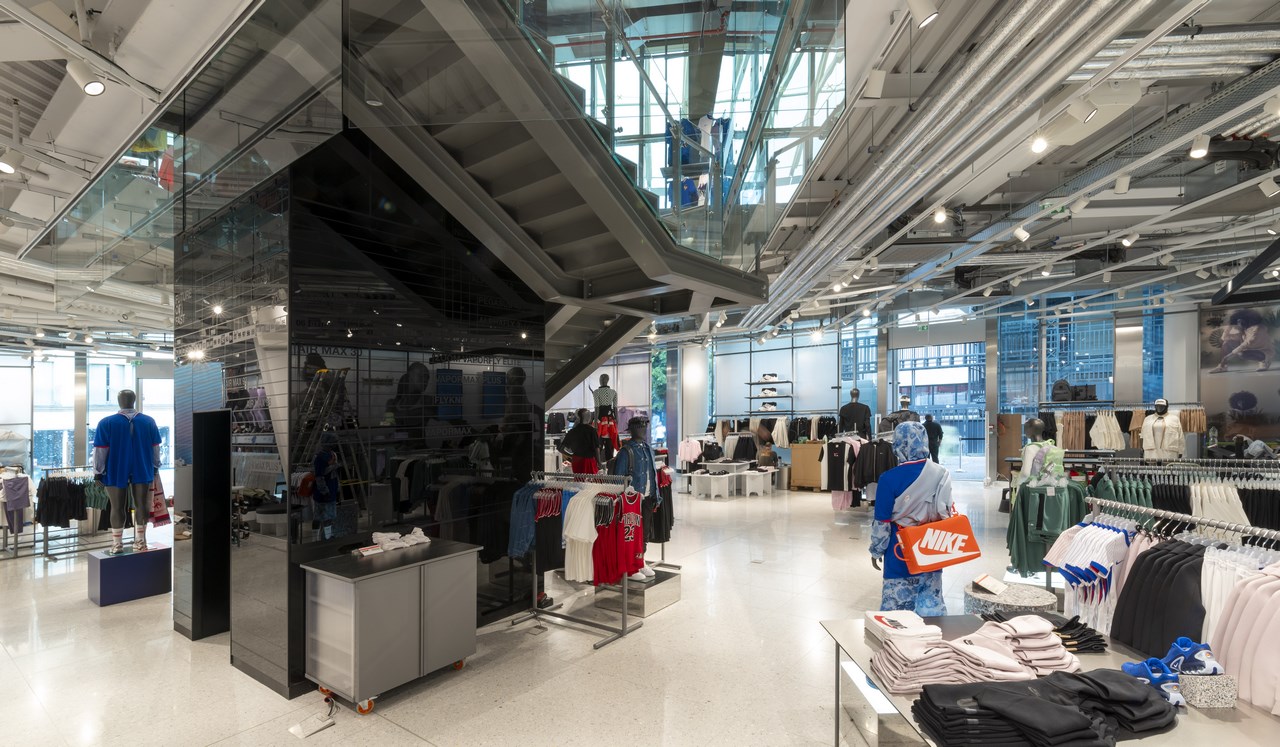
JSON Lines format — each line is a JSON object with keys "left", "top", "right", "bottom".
{"left": 32, "top": 356, "right": 76, "bottom": 480}
{"left": 1143, "top": 298, "right": 1165, "bottom": 404}
{"left": 998, "top": 315, "right": 1039, "bottom": 417}
{"left": 1044, "top": 316, "right": 1114, "bottom": 402}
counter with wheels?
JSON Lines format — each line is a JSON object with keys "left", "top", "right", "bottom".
{"left": 302, "top": 538, "right": 480, "bottom": 713}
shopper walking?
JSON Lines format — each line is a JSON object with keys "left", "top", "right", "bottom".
{"left": 923, "top": 414, "right": 943, "bottom": 464}
{"left": 558, "top": 408, "right": 600, "bottom": 474}
{"left": 870, "top": 422, "right": 955, "bottom": 615}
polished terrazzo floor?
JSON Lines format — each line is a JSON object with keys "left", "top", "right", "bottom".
{"left": 0, "top": 481, "right": 1015, "bottom": 746}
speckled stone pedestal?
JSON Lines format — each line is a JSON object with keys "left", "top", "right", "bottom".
{"left": 962, "top": 582, "right": 1057, "bottom": 615}
{"left": 1181, "top": 674, "right": 1238, "bottom": 709}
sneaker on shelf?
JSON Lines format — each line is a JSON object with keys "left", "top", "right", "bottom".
{"left": 761, "top": 402, "right": 778, "bottom": 411}
{"left": 760, "top": 388, "right": 777, "bottom": 396}
{"left": 640, "top": 565, "right": 657, "bottom": 578}
{"left": 628, "top": 572, "right": 648, "bottom": 582}
{"left": 107, "top": 543, "right": 125, "bottom": 556}
{"left": 760, "top": 373, "right": 778, "bottom": 382}
{"left": 536, "top": 592, "right": 554, "bottom": 609}
{"left": 132, "top": 541, "right": 148, "bottom": 552}
{"left": 1122, "top": 658, "right": 1186, "bottom": 707}
{"left": 1162, "top": 637, "right": 1226, "bottom": 675}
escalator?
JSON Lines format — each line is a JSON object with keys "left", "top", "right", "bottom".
{"left": 341, "top": 0, "right": 765, "bottom": 403}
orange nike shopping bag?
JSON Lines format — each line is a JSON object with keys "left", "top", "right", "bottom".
{"left": 894, "top": 514, "right": 981, "bottom": 574}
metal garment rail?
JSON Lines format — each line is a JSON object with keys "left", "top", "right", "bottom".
{"left": 1035, "top": 401, "right": 1203, "bottom": 409}
{"left": 0, "top": 466, "right": 129, "bottom": 562}
{"left": 1086, "top": 496, "right": 1280, "bottom": 543}
{"left": 1099, "top": 458, "right": 1280, "bottom": 474}
{"left": 511, "top": 472, "right": 642, "bottom": 649}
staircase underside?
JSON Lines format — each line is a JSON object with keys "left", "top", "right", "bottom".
{"left": 344, "top": 0, "right": 765, "bottom": 403}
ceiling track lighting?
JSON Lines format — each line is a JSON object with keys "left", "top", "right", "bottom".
{"left": 1195, "top": 269, "right": 1211, "bottom": 280}
{"left": 1121, "top": 233, "right": 1139, "bottom": 247}
{"left": 850, "top": 269, "right": 862, "bottom": 280}
{"left": 1068, "top": 98, "right": 1099, "bottom": 125}
{"left": 867, "top": 257, "right": 878, "bottom": 271}
{"left": 1013, "top": 226, "right": 1031, "bottom": 243}
{"left": 1261, "top": 178, "right": 1280, "bottom": 198}
{"left": 1010, "top": 276, "right": 1023, "bottom": 288}
{"left": 34, "top": 327, "right": 44, "bottom": 338}
{"left": 1113, "top": 175, "right": 1130, "bottom": 195}
{"left": 66, "top": 59, "right": 105, "bottom": 96}
{"left": 1268, "top": 220, "right": 1280, "bottom": 236}
{"left": 982, "top": 287, "right": 993, "bottom": 297}
{"left": 862, "top": 308, "right": 871, "bottom": 317}
{"left": 1189, "top": 133, "right": 1211, "bottom": 159}
{"left": 1030, "top": 134, "right": 1048, "bottom": 154}
{"left": 932, "top": 206, "right": 948, "bottom": 224}
{"left": 905, "top": 0, "right": 939, "bottom": 28}
{"left": 1102, "top": 271, "right": 1112, "bottom": 283}
{"left": 1070, "top": 196, "right": 1090, "bottom": 215}
{"left": 0, "top": 148, "right": 14, "bottom": 175}
{"left": 1040, "top": 265, "right": 1052, "bottom": 277}
{"left": 1267, "top": 95, "right": 1280, "bottom": 119}
{"left": 832, "top": 281, "right": 843, "bottom": 292}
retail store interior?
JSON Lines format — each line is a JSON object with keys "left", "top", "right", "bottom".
{"left": 3, "top": 0, "right": 1280, "bottom": 744}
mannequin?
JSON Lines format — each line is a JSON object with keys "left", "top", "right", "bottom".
{"left": 1018, "top": 418, "right": 1065, "bottom": 488}
{"left": 1140, "top": 398, "right": 1185, "bottom": 460}
{"left": 93, "top": 390, "right": 162, "bottom": 554}
{"left": 613, "top": 417, "right": 658, "bottom": 581}
{"left": 558, "top": 408, "right": 600, "bottom": 474}
{"left": 838, "top": 388, "right": 872, "bottom": 437}
{"left": 589, "top": 373, "right": 618, "bottom": 418}
{"left": 878, "top": 395, "right": 921, "bottom": 434}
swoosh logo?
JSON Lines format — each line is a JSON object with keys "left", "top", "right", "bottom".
{"left": 910, "top": 540, "right": 980, "bottom": 565}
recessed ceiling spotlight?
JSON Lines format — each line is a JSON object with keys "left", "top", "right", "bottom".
{"left": 905, "top": 0, "right": 939, "bottom": 28}
{"left": 1261, "top": 178, "right": 1280, "bottom": 198}
{"left": 1030, "top": 134, "right": 1049, "bottom": 154}
{"left": 520, "top": 331, "right": 528, "bottom": 339}
{"left": 933, "top": 206, "right": 948, "bottom": 224}
{"left": 1114, "top": 175, "right": 1130, "bottom": 195}
{"left": 1121, "top": 232, "right": 1139, "bottom": 247}
{"left": 66, "top": 60, "right": 105, "bottom": 96}
{"left": 1014, "top": 226, "right": 1031, "bottom": 242}
{"left": 1189, "top": 133, "right": 1211, "bottom": 159}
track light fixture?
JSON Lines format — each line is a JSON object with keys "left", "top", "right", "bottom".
{"left": 65, "top": 331, "right": 77, "bottom": 342}
{"left": 832, "top": 281, "right": 843, "bottom": 292}
{"left": 1268, "top": 221, "right": 1280, "bottom": 236}
{"left": 66, "top": 60, "right": 105, "bottom": 96}
{"left": 1267, "top": 95, "right": 1280, "bottom": 118}
{"left": 1189, "top": 133, "right": 1211, "bottom": 159}
{"left": 905, "top": 0, "right": 939, "bottom": 28}
{"left": 862, "top": 308, "right": 871, "bottom": 317}
{"left": 83, "top": 334, "right": 94, "bottom": 344}
{"left": 810, "top": 328, "right": 822, "bottom": 342}
{"left": 1041, "top": 265, "right": 1052, "bottom": 277}
{"left": 1014, "top": 225, "right": 1031, "bottom": 242}
{"left": 1030, "top": 134, "right": 1048, "bottom": 154}
{"left": 0, "top": 148, "right": 14, "bottom": 175}
{"left": 867, "top": 257, "right": 878, "bottom": 271}
{"left": 1010, "top": 276, "right": 1023, "bottom": 288}
{"left": 1121, "top": 233, "right": 1139, "bottom": 247}
{"left": 212, "top": 304, "right": 223, "bottom": 315}
{"left": 1070, "top": 197, "right": 1090, "bottom": 215}
{"left": 1267, "top": 268, "right": 1280, "bottom": 278}
{"left": 982, "top": 287, "right": 993, "bottom": 297}
{"left": 1261, "top": 178, "right": 1280, "bottom": 198}
{"left": 1103, "top": 271, "right": 1112, "bottom": 283}
{"left": 1195, "top": 269, "right": 1211, "bottom": 280}
{"left": 34, "top": 327, "right": 44, "bottom": 338}
{"left": 1114, "top": 175, "right": 1130, "bottom": 195}
{"left": 1068, "top": 98, "right": 1098, "bottom": 125}
{"left": 932, "top": 206, "right": 948, "bottom": 224}
{"left": 1117, "top": 289, "right": 1127, "bottom": 300}
{"left": 1158, "top": 254, "right": 1172, "bottom": 266}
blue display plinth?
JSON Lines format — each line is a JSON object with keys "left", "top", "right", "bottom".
{"left": 88, "top": 544, "right": 172, "bottom": 606}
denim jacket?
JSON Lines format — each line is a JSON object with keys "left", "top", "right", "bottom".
{"left": 614, "top": 439, "right": 659, "bottom": 503}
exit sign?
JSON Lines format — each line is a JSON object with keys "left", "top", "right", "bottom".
{"left": 918, "top": 324, "right": 928, "bottom": 331}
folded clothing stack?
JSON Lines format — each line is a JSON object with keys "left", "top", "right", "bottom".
{"left": 912, "top": 668, "right": 1178, "bottom": 747}
{"left": 371, "top": 528, "right": 432, "bottom": 551}
{"left": 870, "top": 615, "right": 1080, "bottom": 694}
{"left": 983, "top": 610, "right": 1108, "bottom": 653}
{"left": 864, "top": 610, "right": 942, "bottom": 643}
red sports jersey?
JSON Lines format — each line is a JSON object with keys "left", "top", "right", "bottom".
{"left": 620, "top": 491, "right": 645, "bottom": 575}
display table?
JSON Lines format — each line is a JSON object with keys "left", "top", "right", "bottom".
{"left": 822, "top": 614, "right": 1280, "bottom": 746}
{"left": 962, "top": 582, "right": 1057, "bottom": 615}
{"left": 691, "top": 472, "right": 733, "bottom": 499}
{"left": 302, "top": 539, "right": 480, "bottom": 713}
{"left": 739, "top": 471, "right": 770, "bottom": 496}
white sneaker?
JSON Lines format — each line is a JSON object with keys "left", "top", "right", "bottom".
{"left": 628, "top": 572, "right": 648, "bottom": 582}
{"left": 640, "top": 565, "right": 656, "bottom": 578}
{"left": 132, "top": 540, "right": 148, "bottom": 552}
{"left": 107, "top": 543, "right": 125, "bottom": 556}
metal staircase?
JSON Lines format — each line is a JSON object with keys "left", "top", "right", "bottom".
{"left": 343, "top": 0, "right": 765, "bottom": 403}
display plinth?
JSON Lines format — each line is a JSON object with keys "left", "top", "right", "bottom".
{"left": 594, "top": 569, "right": 680, "bottom": 617}
{"left": 88, "top": 544, "right": 172, "bottom": 606}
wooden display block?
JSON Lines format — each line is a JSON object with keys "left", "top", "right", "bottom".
{"left": 88, "top": 544, "right": 172, "bottom": 606}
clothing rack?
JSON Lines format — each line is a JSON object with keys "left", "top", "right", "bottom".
{"left": 1099, "top": 456, "right": 1280, "bottom": 471}
{"left": 1037, "top": 400, "right": 1202, "bottom": 408}
{"left": 2, "top": 466, "right": 125, "bottom": 562}
{"left": 1086, "top": 496, "right": 1280, "bottom": 543}
{"left": 511, "top": 472, "right": 642, "bottom": 649}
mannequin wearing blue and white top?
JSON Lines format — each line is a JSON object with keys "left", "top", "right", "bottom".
{"left": 93, "top": 390, "right": 162, "bottom": 554}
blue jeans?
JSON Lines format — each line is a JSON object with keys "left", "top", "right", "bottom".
{"left": 313, "top": 500, "right": 336, "bottom": 540}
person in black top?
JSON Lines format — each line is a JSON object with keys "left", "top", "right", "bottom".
{"left": 838, "top": 389, "right": 872, "bottom": 437}
{"left": 558, "top": 408, "right": 600, "bottom": 474}
{"left": 923, "top": 414, "right": 943, "bottom": 464}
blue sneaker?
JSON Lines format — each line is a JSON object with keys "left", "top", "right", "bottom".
{"left": 1122, "top": 658, "right": 1186, "bottom": 707}
{"left": 1162, "top": 637, "right": 1225, "bottom": 675}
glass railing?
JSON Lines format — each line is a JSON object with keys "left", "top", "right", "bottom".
{"left": 724, "top": 1, "right": 847, "bottom": 273}
{"left": 505, "top": 0, "right": 795, "bottom": 267}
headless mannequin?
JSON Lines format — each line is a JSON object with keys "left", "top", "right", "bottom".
{"left": 1018, "top": 418, "right": 1065, "bottom": 487}
{"left": 839, "top": 389, "right": 872, "bottom": 437}
{"left": 94, "top": 390, "right": 161, "bottom": 554}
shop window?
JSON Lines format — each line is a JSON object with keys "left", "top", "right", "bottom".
{"left": 1044, "top": 316, "right": 1114, "bottom": 402}
{"left": 997, "top": 315, "right": 1038, "bottom": 416}
{"left": 1143, "top": 305, "right": 1165, "bottom": 404}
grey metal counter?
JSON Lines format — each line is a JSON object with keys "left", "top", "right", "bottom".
{"left": 822, "top": 614, "right": 1280, "bottom": 746}
{"left": 302, "top": 539, "right": 480, "bottom": 712}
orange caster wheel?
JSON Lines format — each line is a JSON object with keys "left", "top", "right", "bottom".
{"left": 356, "top": 699, "right": 375, "bottom": 715}
{"left": 317, "top": 686, "right": 332, "bottom": 696}
{"left": 453, "top": 659, "right": 466, "bottom": 670}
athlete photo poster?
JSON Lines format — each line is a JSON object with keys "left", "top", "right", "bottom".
{"left": 1199, "top": 304, "right": 1280, "bottom": 444}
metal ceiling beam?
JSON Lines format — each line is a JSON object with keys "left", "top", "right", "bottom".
{"left": 1211, "top": 237, "right": 1280, "bottom": 305}
{"left": 0, "top": 0, "right": 161, "bottom": 102}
